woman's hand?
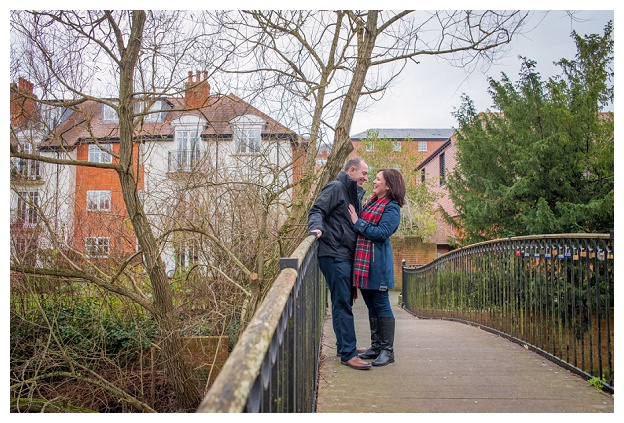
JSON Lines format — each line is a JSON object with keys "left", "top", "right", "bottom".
{"left": 348, "top": 204, "right": 358, "bottom": 224}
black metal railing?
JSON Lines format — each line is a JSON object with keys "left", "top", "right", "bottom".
{"left": 11, "top": 158, "right": 42, "bottom": 181}
{"left": 197, "top": 235, "right": 326, "bottom": 412}
{"left": 402, "top": 234, "right": 614, "bottom": 393}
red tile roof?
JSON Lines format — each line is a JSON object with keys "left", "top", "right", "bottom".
{"left": 43, "top": 93, "right": 297, "bottom": 148}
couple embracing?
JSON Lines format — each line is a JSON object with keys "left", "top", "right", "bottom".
{"left": 308, "top": 157, "right": 406, "bottom": 370}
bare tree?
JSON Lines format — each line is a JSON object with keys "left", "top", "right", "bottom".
{"left": 11, "top": 9, "right": 531, "bottom": 411}
{"left": 10, "top": 10, "right": 309, "bottom": 410}
{"left": 209, "top": 10, "right": 529, "bottom": 251}
{"left": 10, "top": 10, "right": 211, "bottom": 410}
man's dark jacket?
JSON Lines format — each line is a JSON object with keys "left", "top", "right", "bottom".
{"left": 308, "top": 171, "right": 365, "bottom": 260}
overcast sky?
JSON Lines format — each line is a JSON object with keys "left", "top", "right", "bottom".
{"left": 350, "top": 9, "right": 615, "bottom": 136}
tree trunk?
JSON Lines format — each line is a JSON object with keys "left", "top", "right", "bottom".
{"left": 316, "top": 11, "right": 379, "bottom": 194}
{"left": 116, "top": 11, "right": 201, "bottom": 411}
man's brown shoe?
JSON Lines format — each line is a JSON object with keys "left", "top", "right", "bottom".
{"left": 341, "top": 356, "right": 372, "bottom": 370}
{"left": 336, "top": 347, "right": 367, "bottom": 356}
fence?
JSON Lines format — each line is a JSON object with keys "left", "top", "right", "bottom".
{"left": 197, "top": 235, "right": 326, "bottom": 412}
{"left": 402, "top": 234, "right": 614, "bottom": 393}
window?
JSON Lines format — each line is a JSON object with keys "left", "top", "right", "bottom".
{"left": 231, "top": 114, "right": 265, "bottom": 154}
{"left": 41, "top": 103, "right": 70, "bottom": 129}
{"left": 12, "top": 143, "right": 41, "bottom": 180}
{"left": 393, "top": 164, "right": 402, "bottom": 171}
{"left": 365, "top": 141, "right": 374, "bottom": 152}
{"left": 439, "top": 152, "right": 446, "bottom": 186}
{"left": 102, "top": 103, "right": 118, "bottom": 123}
{"left": 85, "top": 237, "right": 110, "bottom": 258}
{"left": 392, "top": 141, "right": 402, "bottom": 152}
{"left": 89, "top": 144, "right": 113, "bottom": 163}
{"left": 234, "top": 126, "right": 262, "bottom": 154}
{"left": 17, "top": 191, "right": 39, "bottom": 227}
{"left": 176, "top": 240, "right": 200, "bottom": 269}
{"left": 174, "top": 130, "right": 201, "bottom": 171}
{"left": 136, "top": 100, "right": 165, "bottom": 123}
{"left": 421, "top": 169, "right": 425, "bottom": 183}
{"left": 316, "top": 158, "right": 327, "bottom": 167}
{"left": 418, "top": 141, "right": 427, "bottom": 152}
{"left": 87, "top": 190, "right": 111, "bottom": 211}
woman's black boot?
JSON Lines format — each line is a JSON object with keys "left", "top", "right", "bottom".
{"left": 372, "top": 317, "right": 395, "bottom": 366}
{"left": 358, "top": 317, "right": 380, "bottom": 359}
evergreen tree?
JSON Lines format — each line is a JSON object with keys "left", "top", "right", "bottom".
{"left": 448, "top": 22, "right": 613, "bottom": 244}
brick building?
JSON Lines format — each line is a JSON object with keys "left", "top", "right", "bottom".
{"left": 10, "top": 72, "right": 304, "bottom": 273}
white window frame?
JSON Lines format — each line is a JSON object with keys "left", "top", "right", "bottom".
{"left": 85, "top": 237, "right": 110, "bottom": 258}
{"left": 316, "top": 158, "right": 327, "bottom": 167}
{"left": 234, "top": 127, "right": 262, "bottom": 154}
{"left": 88, "top": 144, "right": 113, "bottom": 163}
{"left": 175, "top": 129, "right": 201, "bottom": 170}
{"left": 231, "top": 114, "right": 265, "bottom": 155}
{"left": 176, "top": 239, "right": 200, "bottom": 269}
{"left": 170, "top": 115, "right": 206, "bottom": 172}
{"left": 17, "top": 190, "right": 39, "bottom": 227}
{"left": 87, "top": 190, "right": 111, "bottom": 212}
{"left": 136, "top": 100, "right": 164, "bottom": 123}
{"left": 418, "top": 141, "right": 427, "bottom": 152}
{"left": 102, "top": 103, "right": 118, "bottom": 123}
{"left": 365, "top": 141, "right": 375, "bottom": 152}
{"left": 13, "top": 143, "right": 41, "bottom": 180}
{"left": 392, "top": 141, "right": 402, "bottom": 152}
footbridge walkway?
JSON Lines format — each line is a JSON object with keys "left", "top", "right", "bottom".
{"left": 197, "top": 233, "right": 614, "bottom": 413}
{"left": 316, "top": 290, "right": 613, "bottom": 412}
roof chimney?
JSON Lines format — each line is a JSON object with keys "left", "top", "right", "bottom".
{"left": 185, "top": 69, "right": 211, "bottom": 109}
{"left": 11, "top": 77, "right": 38, "bottom": 126}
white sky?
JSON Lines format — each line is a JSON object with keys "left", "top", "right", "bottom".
{"left": 350, "top": 9, "right": 615, "bottom": 135}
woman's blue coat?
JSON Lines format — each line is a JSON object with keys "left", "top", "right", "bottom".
{"left": 352, "top": 200, "right": 400, "bottom": 291}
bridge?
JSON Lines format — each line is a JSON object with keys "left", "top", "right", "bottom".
{"left": 197, "top": 234, "right": 614, "bottom": 413}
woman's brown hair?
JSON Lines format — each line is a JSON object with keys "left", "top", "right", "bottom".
{"left": 380, "top": 168, "right": 406, "bottom": 207}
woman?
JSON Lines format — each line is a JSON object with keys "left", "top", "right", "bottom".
{"left": 348, "top": 168, "right": 405, "bottom": 366}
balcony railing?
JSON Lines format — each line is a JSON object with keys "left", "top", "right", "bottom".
{"left": 11, "top": 158, "right": 42, "bottom": 181}
{"left": 402, "top": 234, "right": 614, "bottom": 393}
{"left": 168, "top": 149, "right": 203, "bottom": 173}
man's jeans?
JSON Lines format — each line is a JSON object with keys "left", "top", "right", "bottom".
{"left": 319, "top": 256, "right": 357, "bottom": 362}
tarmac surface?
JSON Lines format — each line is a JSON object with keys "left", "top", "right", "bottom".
{"left": 315, "top": 291, "right": 614, "bottom": 413}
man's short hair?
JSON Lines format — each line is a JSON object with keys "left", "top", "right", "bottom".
{"left": 344, "top": 157, "right": 363, "bottom": 171}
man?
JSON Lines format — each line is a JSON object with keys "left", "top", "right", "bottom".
{"left": 308, "top": 157, "right": 371, "bottom": 370}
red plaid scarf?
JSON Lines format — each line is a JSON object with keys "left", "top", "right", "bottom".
{"left": 353, "top": 195, "right": 390, "bottom": 288}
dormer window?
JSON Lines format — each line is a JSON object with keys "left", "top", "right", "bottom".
{"left": 170, "top": 115, "right": 205, "bottom": 172}
{"left": 102, "top": 102, "right": 118, "bottom": 123}
{"left": 231, "top": 114, "right": 265, "bottom": 154}
{"left": 136, "top": 100, "right": 166, "bottom": 123}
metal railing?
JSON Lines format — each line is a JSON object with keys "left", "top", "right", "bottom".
{"left": 197, "top": 235, "right": 326, "bottom": 412}
{"left": 402, "top": 234, "right": 614, "bottom": 393}
{"left": 11, "top": 158, "right": 42, "bottom": 181}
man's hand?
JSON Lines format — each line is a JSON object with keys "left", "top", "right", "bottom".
{"left": 310, "top": 229, "right": 322, "bottom": 238}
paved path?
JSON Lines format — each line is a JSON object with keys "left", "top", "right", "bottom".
{"left": 315, "top": 291, "right": 614, "bottom": 413}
